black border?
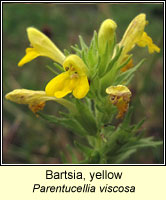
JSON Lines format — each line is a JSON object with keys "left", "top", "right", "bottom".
{"left": 1, "top": 0, "right": 165, "bottom": 166}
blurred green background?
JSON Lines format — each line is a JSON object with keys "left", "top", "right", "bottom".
{"left": 3, "top": 3, "right": 163, "bottom": 164}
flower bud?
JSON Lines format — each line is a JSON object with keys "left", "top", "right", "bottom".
{"left": 98, "top": 19, "right": 117, "bottom": 55}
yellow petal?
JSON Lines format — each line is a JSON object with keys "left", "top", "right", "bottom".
{"left": 73, "top": 76, "right": 89, "bottom": 99}
{"left": 136, "top": 32, "right": 160, "bottom": 53}
{"left": 5, "top": 89, "right": 46, "bottom": 104}
{"left": 18, "top": 27, "right": 66, "bottom": 67}
{"left": 18, "top": 48, "right": 40, "bottom": 67}
{"left": 45, "top": 55, "right": 89, "bottom": 99}
{"left": 27, "top": 27, "right": 65, "bottom": 64}
{"left": 106, "top": 85, "right": 131, "bottom": 96}
{"left": 45, "top": 72, "right": 69, "bottom": 96}
{"left": 54, "top": 78, "right": 78, "bottom": 98}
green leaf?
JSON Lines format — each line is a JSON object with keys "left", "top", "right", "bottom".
{"left": 88, "top": 151, "right": 101, "bottom": 164}
{"left": 46, "top": 65, "right": 59, "bottom": 75}
{"left": 101, "top": 43, "right": 123, "bottom": 77}
{"left": 120, "top": 106, "right": 134, "bottom": 128}
{"left": 71, "top": 45, "right": 82, "bottom": 57}
{"left": 79, "top": 151, "right": 100, "bottom": 164}
{"left": 103, "top": 124, "right": 116, "bottom": 134}
{"left": 114, "top": 149, "right": 137, "bottom": 163}
{"left": 114, "top": 59, "right": 145, "bottom": 85}
{"left": 132, "top": 118, "right": 146, "bottom": 133}
{"left": 116, "top": 54, "right": 133, "bottom": 71}
{"left": 66, "top": 145, "right": 78, "bottom": 163}
{"left": 89, "top": 31, "right": 97, "bottom": 50}
{"left": 75, "top": 100, "right": 98, "bottom": 136}
{"left": 64, "top": 49, "right": 71, "bottom": 56}
{"left": 118, "top": 137, "right": 163, "bottom": 156}
{"left": 74, "top": 141, "right": 93, "bottom": 156}
{"left": 81, "top": 50, "right": 88, "bottom": 67}
{"left": 53, "top": 62, "right": 65, "bottom": 72}
{"left": 125, "top": 137, "right": 163, "bottom": 150}
{"left": 124, "top": 74, "right": 134, "bottom": 85}
{"left": 60, "top": 151, "right": 68, "bottom": 164}
{"left": 38, "top": 112, "right": 88, "bottom": 136}
{"left": 100, "top": 47, "right": 124, "bottom": 95}
{"left": 79, "top": 35, "right": 88, "bottom": 50}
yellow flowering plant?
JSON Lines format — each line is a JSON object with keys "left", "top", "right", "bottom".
{"left": 5, "top": 13, "right": 162, "bottom": 164}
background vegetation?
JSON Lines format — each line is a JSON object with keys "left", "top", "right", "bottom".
{"left": 3, "top": 3, "right": 163, "bottom": 164}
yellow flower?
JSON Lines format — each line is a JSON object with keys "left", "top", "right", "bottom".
{"left": 45, "top": 54, "right": 89, "bottom": 99}
{"left": 18, "top": 27, "right": 65, "bottom": 67}
{"left": 5, "top": 89, "right": 76, "bottom": 114}
{"left": 119, "top": 13, "right": 160, "bottom": 56}
{"left": 106, "top": 85, "right": 132, "bottom": 119}
{"left": 98, "top": 19, "right": 117, "bottom": 55}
